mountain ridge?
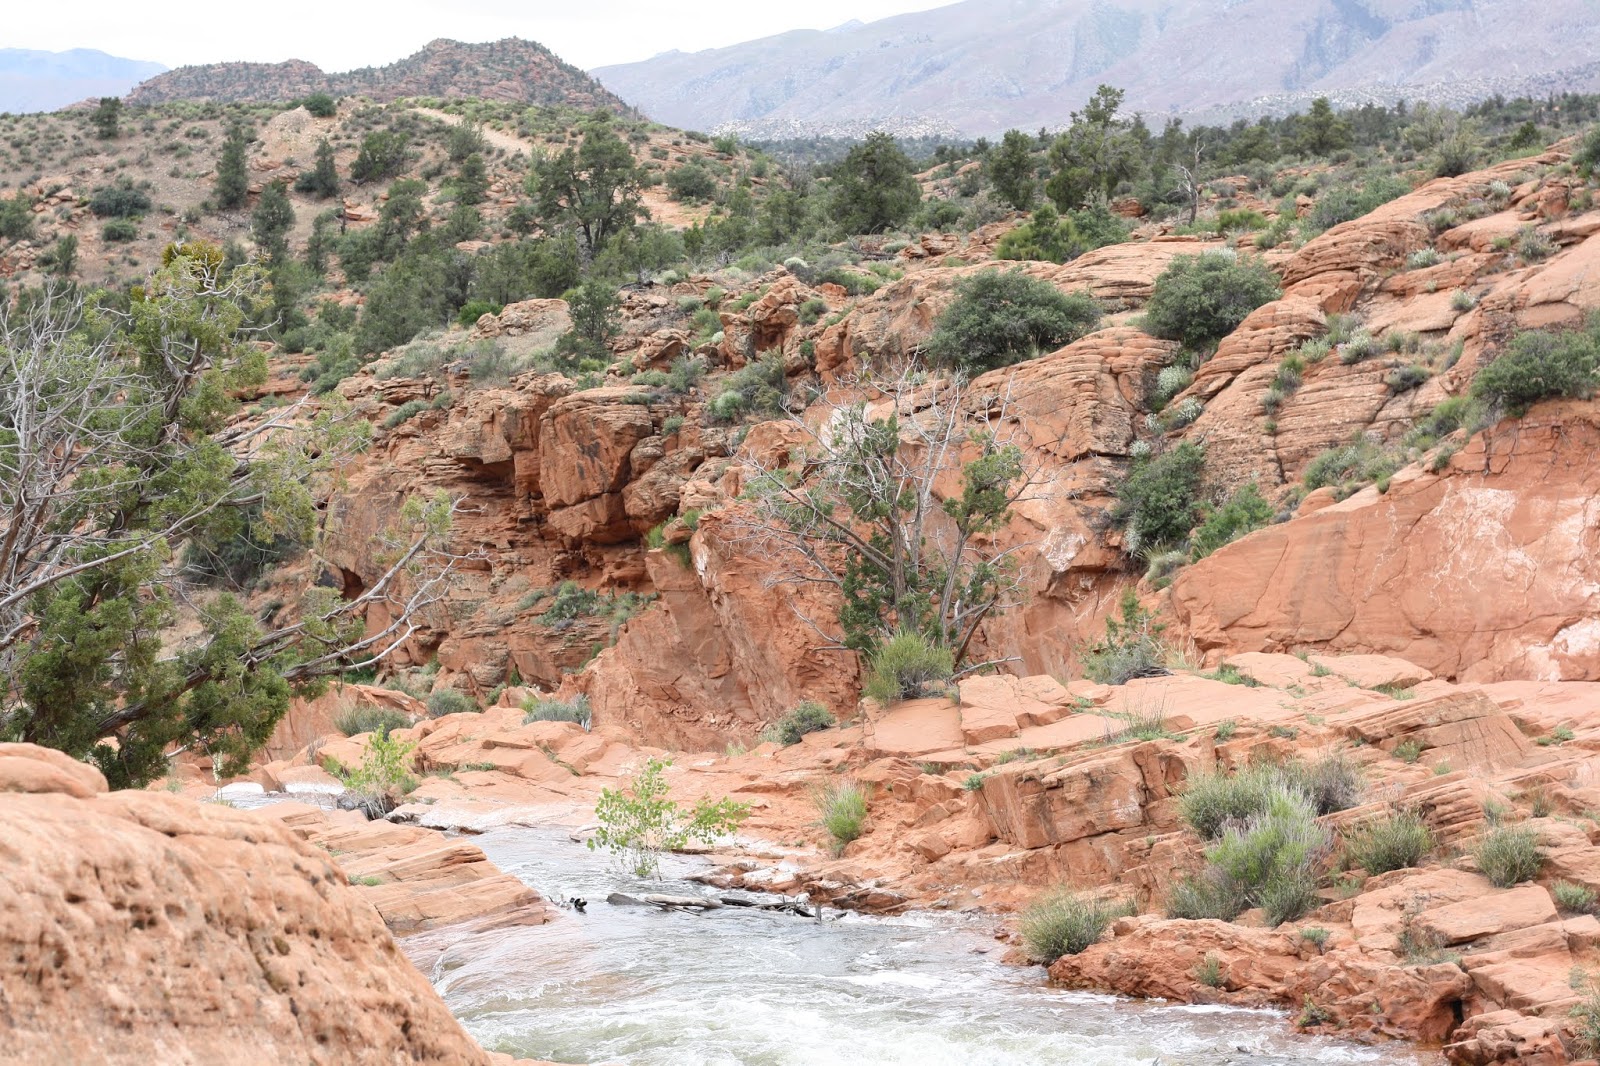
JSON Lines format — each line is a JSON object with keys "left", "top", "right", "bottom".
{"left": 126, "top": 37, "right": 633, "bottom": 114}
{"left": 590, "top": 0, "right": 1600, "bottom": 137}
{"left": 0, "top": 48, "right": 166, "bottom": 114}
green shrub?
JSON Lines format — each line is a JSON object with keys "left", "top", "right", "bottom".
{"left": 1393, "top": 738, "right": 1425, "bottom": 764}
{"left": 302, "top": 92, "right": 338, "bottom": 117}
{"left": 1180, "top": 762, "right": 1295, "bottom": 840}
{"left": 996, "top": 203, "right": 1129, "bottom": 263}
{"left": 666, "top": 163, "right": 716, "bottom": 201}
{"left": 1143, "top": 251, "right": 1281, "bottom": 350}
{"left": 763, "top": 700, "right": 835, "bottom": 745}
{"left": 1078, "top": 589, "right": 1167, "bottom": 685}
{"left": 925, "top": 269, "right": 1101, "bottom": 374}
{"left": 1305, "top": 175, "right": 1410, "bottom": 232}
{"left": 1215, "top": 208, "right": 1268, "bottom": 232}
{"left": 334, "top": 706, "right": 411, "bottom": 738}
{"left": 590, "top": 757, "right": 750, "bottom": 878}
{"left": 1206, "top": 791, "right": 1331, "bottom": 926}
{"left": 1019, "top": 891, "right": 1133, "bottom": 962}
{"left": 382, "top": 400, "right": 427, "bottom": 429}
{"left": 1341, "top": 810, "right": 1434, "bottom": 874}
{"left": 706, "top": 351, "right": 787, "bottom": 424}
{"left": 329, "top": 729, "right": 417, "bottom": 816}
{"left": 101, "top": 218, "right": 139, "bottom": 242}
{"left": 1190, "top": 483, "right": 1274, "bottom": 559}
{"left": 89, "top": 179, "right": 152, "bottom": 218}
{"left": 813, "top": 779, "right": 868, "bottom": 855}
{"left": 1194, "top": 952, "right": 1224, "bottom": 987}
{"left": 1554, "top": 880, "right": 1598, "bottom": 914}
{"left": 426, "top": 688, "right": 479, "bottom": 718}
{"left": 862, "top": 631, "right": 954, "bottom": 703}
{"left": 1473, "top": 825, "right": 1541, "bottom": 887}
{"left": 1113, "top": 442, "right": 1206, "bottom": 554}
{"left": 1302, "top": 436, "right": 1400, "bottom": 497}
{"left": 456, "top": 298, "right": 502, "bottom": 327}
{"left": 1166, "top": 870, "right": 1248, "bottom": 921}
{"left": 1471, "top": 318, "right": 1600, "bottom": 417}
{"left": 1576, "top": 127, "right": 1600, "bottom": 173}
{"left": 522, "top": 694, "right": 593, "bottom": 729}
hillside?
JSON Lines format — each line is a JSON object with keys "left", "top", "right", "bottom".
{"left": 0, "top": 48, "right": 165, "bottom": 114}
{"left": 7, "top": 80, "right": 1600, "bottom": 1061}
{"left": 127, "top": 38, "right": 633, "bottom": 112}
{"left": 592, "top": 0, "right": 1600, "bottom": 137}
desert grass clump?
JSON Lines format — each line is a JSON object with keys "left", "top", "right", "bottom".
{"left": 522, "top": 694, "right": 593, "bottom": 729}
{"left": 425, "top": 688, "right": 479, "bottom": 718}
{"left": 813, "top": 779, "right": 868, "bottom": 855}
{"left": 1473, "top": 824, "right": 1542, "bottom": 887}
{"left": 1283, "top": 753, "right": 1365, "bottom": 816}
{"left": 861, "top": 630, "right": 954, "bottom": 704}
{"left": 334, "top": 706, "right": 411, "bottom": 738}
{"left": 1341, "top": 809, "right": 1435, "bottom": 874}
{"left": 1019, "top": 890, "right": 1134, "bottom": 963}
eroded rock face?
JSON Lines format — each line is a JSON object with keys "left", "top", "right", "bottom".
{"left": 1169, "top": 401, "right": 1600, "bottom": 682}
{"left": 0, "top": 744, "right": 501, "bottom": 1066}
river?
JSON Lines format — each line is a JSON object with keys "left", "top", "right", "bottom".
{"left": 420, "top": 827, "right": 1437, "bottom": 1066}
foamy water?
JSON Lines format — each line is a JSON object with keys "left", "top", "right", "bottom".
{"left": 423, "top": 827, "right": 1440, "bottom": 1066}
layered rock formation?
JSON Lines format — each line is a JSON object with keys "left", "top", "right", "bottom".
{"left": 0, "top": 743, "right": 532, "bottom": 1065}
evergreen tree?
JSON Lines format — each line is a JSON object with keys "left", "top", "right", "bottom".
{"left": 294, "top": 139, "right": 340, "bottom": 199}
{"left": 455, "top": 153, "right": 488, "bottom": 206}
{"left": 215, "top": 122, "right": 251, "bottom": 210}
{"left": 987, "top": 129, "right": 1038, "bottom": 211}
{"left": 527, "top": 112, "right": 644, "bottom": 255}
{"left": 251, "top": 180, "right": 295, "bottom": 263}
{"left": 829, "top": 131, "right": 921, "bottom": 234}
{"left": 91, "top": 97, "right": 122, "bottom": 140}
{"left": 0, "top": 246, "right": 450, "bottom": 788}
{"left": 1045, "top": 85, "right": 1143, "bottom": 211}
{"left": 1299, "top": 98, "right": 1352, "bottom": 156}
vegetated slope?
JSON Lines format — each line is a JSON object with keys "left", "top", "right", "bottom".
{"left": 127, "top": 38, "right": 633, "bottom": 112}
{"left": 592, "top": 0, "right": 1600, "bottom": 137}
{"left": 0, "top": 48, "right": 166, "bottom": 114}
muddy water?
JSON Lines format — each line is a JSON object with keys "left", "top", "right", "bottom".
{"left": 422, "top": 827, "right": 1438, "bottom": 1066}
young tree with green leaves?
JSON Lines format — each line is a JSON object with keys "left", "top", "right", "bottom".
{"left": 0, "top": 247, "right": 464, "bottom": 787}
{"left": 828, "top": 131, "right": 921, "bottom": 234}
{"left": 589, "top": 757, "right": 750, "bottom": 879}
{"left": 215, "top": 122, "right": 251, "bottom": 210}
{"left": 526, "top": 111, "right": 644, "bottom": 256}
{"left": 737, "top": 370, "right": 1044, "bottom": 667}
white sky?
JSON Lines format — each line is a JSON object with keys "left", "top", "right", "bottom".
{"left": 11, "top": 0, "right": 961, "bottom": 72}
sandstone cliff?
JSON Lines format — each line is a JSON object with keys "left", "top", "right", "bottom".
{"left": 0, "top": 742, "right": 516, "bottom": 1066}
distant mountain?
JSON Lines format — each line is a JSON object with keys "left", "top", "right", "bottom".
{"left": 0, "top": 48, "right": 166, "bottom": 114}
{"left": 127, "top": 38, "right": 634, "bottom": 113}
{"left": 592, "top": 0, "right": 1600, "bottom": 138}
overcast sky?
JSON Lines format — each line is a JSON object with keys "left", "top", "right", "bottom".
{"left": 11, "top": 0, "right": 961, "bottom": 71}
